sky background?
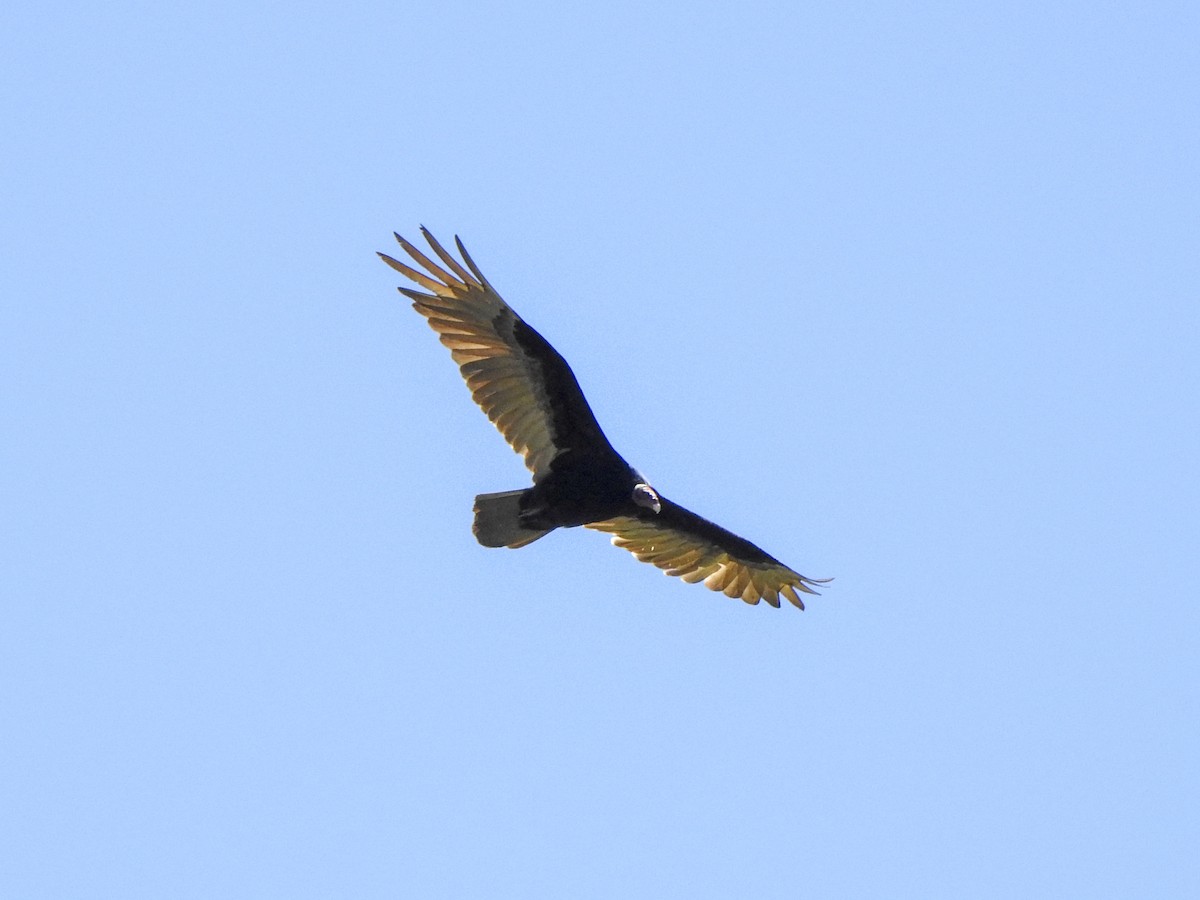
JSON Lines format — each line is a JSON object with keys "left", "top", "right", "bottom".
{"left": 3, "top": 1, "right": 1198, "bottom": 897}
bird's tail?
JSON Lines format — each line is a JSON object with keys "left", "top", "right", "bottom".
{"left": 472, "top": 489, "right": 552, "bottom": 549}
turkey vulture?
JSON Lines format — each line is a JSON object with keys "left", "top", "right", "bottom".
{"left": 380, "top": 229, "right": 830, "bottom": 609}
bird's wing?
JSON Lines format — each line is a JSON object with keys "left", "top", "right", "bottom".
{"left": 587, "top": 498, "right": 831, "bottom": 609}
{"left": 380, "top": 229, "right": 616, "bottom": 479}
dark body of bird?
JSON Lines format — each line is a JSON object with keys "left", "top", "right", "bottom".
{"left": 380, "top": 229, "right": 829, "bottom": 609}
{"left": 495, "top": 316, "right": 637, "bottom": 530}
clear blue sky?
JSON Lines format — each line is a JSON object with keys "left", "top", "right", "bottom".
{"left": 3, "top": 2, "right": 1197, "bottom": 897}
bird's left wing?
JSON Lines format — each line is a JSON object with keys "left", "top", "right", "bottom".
{"left": 379, "top": 229, "right": 613, "bottom": 479}
{"left": 587, "top": 498, "right": 830, "bottom": 609}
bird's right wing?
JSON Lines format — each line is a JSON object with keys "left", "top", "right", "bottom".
{"left": 587, "top": 497, "right": 831, "bottom": 609}
{"left": 380, "top": 229, "right": 615, "bottom": 479}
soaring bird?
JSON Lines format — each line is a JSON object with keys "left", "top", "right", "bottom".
{"left": 380, "top": 229, "right": 830, "bottom": 609}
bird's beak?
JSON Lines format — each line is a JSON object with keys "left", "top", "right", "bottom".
{"left": 633, "top": 483, "right": 661, "bottom": 514}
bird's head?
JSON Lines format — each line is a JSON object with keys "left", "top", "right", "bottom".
{"left": 632, "top": 482, "right": 661, "bottom": 514}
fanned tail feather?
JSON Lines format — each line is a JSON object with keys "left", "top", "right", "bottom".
{"left": 472, "top": 490, "right": 552, "bottom": 549}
